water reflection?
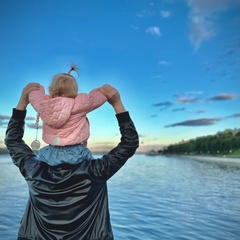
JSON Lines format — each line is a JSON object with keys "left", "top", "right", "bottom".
{"left": 1, "top": 154, "right": 240, "bottom": 239}
{"left": 108, "top": 155, "right": 240, "bottom": 239}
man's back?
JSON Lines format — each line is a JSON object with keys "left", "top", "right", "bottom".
{"left": 20, "top": 160, "right": 113, "bottom": 239}
{"left": 5, "top": 84, "right": 139, "bottom": 240}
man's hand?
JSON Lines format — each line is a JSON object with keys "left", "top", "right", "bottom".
{"left": 100, "top": 84, "right": 126, "bottom": 114}
{"left": 16, "top": 83, "right": 40, "bottom": 110}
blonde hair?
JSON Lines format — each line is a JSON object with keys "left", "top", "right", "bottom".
{"left": 49, "top": 65, "right": 79, "bottom": 98}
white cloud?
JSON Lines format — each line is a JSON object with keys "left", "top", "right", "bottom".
{"left": 158, "top": 60, "right": 170, "bottom": 65}
{"left": 161, "top": 10, "right": 171, "bottom": 18}
{"left": 137, "top": 10, "right": 155, "bottom": 18}
{"left": 178, "top": 96, "right": 197, "bottom": 104}
{"left": 186, "top": 0, "right": 240, "bottom": 50}
{"left": 131, "top": 25, "right": 139, "bottom": 30}
{"left": 146, "top": 26, "right": 161, "bottom": 36}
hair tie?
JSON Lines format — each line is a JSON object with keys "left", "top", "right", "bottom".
{"left": 67, "top": 68, "right": 73, "bottom": 75}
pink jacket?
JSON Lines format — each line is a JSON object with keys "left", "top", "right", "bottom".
{"left": 29, "top": 85, "right": 107, "bottom": 146}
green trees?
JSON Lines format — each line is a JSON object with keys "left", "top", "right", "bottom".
{"left": 0, "top": 148, "right": 8, "bottom": 154}
{"left": 163, "top": 129, "right": 240, "bottom": 155}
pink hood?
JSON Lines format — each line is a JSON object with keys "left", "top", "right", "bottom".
{"left": 29, "top": 85, "right": 107, "bottom": 146}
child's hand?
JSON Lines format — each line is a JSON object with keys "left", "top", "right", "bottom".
{"left": 100, "top": 84, "right": 126, "bottom": 114}
{"left": 100, "top": 84, "right": 119, "bottom": 105}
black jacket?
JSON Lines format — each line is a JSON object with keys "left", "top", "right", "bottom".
{"left": 5, "top": 109, "right": 139, "bottom": 240}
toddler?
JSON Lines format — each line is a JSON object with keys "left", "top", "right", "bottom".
{"left": 29, "top": 65, "right": 107, "bottom": 165}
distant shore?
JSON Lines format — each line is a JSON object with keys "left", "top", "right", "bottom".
{"left": 174, "top": 155, "right": 240, "bottom": 165}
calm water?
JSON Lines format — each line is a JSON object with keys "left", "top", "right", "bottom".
{"left": 0, "top": 154, "right": 240, "bottom": 240}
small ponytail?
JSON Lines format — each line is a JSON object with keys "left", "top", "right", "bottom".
{"left": 68, "top": 64, "right": 79, "bottom": 76}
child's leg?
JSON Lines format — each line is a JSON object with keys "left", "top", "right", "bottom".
{"left": 38, "top": 144, "right": 93, "bottom": 166}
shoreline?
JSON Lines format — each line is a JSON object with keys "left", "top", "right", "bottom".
{"left": 175, "top": 155, "right": 240, "bottom": 165}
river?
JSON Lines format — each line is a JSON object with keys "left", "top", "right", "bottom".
{"left": 0, "top": 154, "right": 240, "bottom": 239}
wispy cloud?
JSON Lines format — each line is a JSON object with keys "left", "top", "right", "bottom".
{"left": 152, "top": 101, "right": 173, "bottom": 111}
{"left": 152, "top": 101, "right": 173, "bottom": 108}
{"left": 0, "top": 114, "right": 10, "bottom": 120}
{"left": 208, "top": 93, "right": 237, "bottom": 101}
{"left": 225, "top": 113, "right": 240, "bottom": 119}
{"left": 186, "top": 0, "right": 240, "bottom": 50}
{"left": 131, "top": 25, "right": 140, "bottom": 30}
{"left": 26, "top": 116, "right": 36, "bottom": 121}
{"left": 160, "top": 10, "right": 171, "bottom": 18}
{"left": 138, "top": 134, "right": 146, "bottom": 138}
{"left": 137, "top": 10, "right": 155, "bottom": 18}
{"left": 187, "top": 109, "right": 207, "bottom": 114}
{"left": 0, "top": 121, "right": 7, "bottom": 128}
{"left": 196, "top": 109, "right": 207, "bottom": 114}
{"left": 177, "top": 96, "right": 198, "bottom": 104}
{"left": 0, "top": 114, "right": 10, "bottom": 128}
{"left": 165, "top": 117, "right": 221, "bottom": 127}
{"left": 0, "top": 114, "right": 37, "bottom": 128}
{"left": 0, "top": 114, "right": 35, "bottom": 121}
{"left": 165, "top": 111, "right": 239, "bottom": 128}
{"left": 158, "top": 60, "right": 170, "bottom": 65}
{"left": 174, "top": 91, "right": 203, "bottom": 104}
{"left": 146, "top": 26, "right": 161, "bottom": 36}
{"left": 172, "top": 107, "right": 186, "bottom": 112}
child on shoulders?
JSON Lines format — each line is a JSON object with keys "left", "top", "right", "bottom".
{"left": 29, "top": 65, "right": 107, "bottom": 166}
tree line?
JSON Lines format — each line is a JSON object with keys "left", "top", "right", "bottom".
{"left": 0, "top": 148, "right": 9, "bottom": 154}
{"left": 162, "top": 129, "right": 240, "bottom": 155}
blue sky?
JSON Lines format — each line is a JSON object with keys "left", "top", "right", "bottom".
{"left": 0, "top": 0, "right": 239, "bottom": 152}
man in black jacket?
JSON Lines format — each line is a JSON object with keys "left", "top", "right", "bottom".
{"left": 5, "top": 83, "right": 139, "bottom": 240}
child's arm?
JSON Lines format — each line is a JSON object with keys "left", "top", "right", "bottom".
{"left": 28, "top": 85, "right": 49, "bottom": 112}
{"left": 88, "top": 87, "right": 107, "bottom": 108}
{"left": 76, "top": 88, "right": 107, "bottom": 113}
